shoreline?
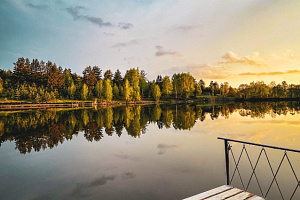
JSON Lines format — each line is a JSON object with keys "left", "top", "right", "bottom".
{"left": 0, "top": 97, "right": 300, "bottom": 111}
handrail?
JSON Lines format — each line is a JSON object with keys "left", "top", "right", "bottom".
{"left": 218, "top": 137, "right": 300, "bottom": 200}
{"left": 218, "top": 137, "right": 300, "bottom": 153}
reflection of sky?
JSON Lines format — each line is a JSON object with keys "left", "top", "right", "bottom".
{"left": 1, "top": 111, "right": 300, "bottom": 199}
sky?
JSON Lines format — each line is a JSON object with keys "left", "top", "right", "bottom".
{"left": 0, "top": 0, "right": 299, "bottom": 87}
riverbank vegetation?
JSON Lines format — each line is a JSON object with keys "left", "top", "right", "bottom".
{"left": 0, "top": 57, "right": 300, "bottom": 103}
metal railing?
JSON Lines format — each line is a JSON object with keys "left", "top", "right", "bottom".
{"left": 218, "top": 137, "right": 300, "bottom": 200}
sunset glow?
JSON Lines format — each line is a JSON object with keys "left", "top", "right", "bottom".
{"left": 1, "top": 0, "right": 299, "bottom": 87}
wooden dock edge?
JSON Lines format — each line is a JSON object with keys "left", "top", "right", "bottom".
{"left": 183, "top": 185, "right": 264, "bottom": 200}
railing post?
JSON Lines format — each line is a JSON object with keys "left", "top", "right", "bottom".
{"left": 224, "top": 139, "right": 230, "bottom": 185}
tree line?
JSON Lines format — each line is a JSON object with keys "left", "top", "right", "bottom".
{"left": 0, "top": 57, "right": 300, "bottom": 102}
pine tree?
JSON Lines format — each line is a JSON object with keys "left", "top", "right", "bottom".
{"left": 83, "top": 66, "right": 97, "bottom": 87}
{"left": 113, "top": 69, "right": 122, "bottom": 86}
{"left": 104, "top": 70, "right": 113, "bottom": 80}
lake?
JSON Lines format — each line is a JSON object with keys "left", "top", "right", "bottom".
{"left": 1, "top": 102, "right": 300, "bottom": 200}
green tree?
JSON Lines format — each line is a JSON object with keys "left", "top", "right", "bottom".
{"left": 123, "top": 79, "right": 132, "bottom": 102}
{"left": 220, "top": 82, "right": 229, "bottom": 96}
{"left": 104, "top": 70, "right": 113, "bottom": 80}
{"left": 194, "top": 83, "right": 202, "bottom": 97}
{"left": 35, "top": 93, "right": 41, "bottom": 102}
{"left": 15, "top": 89, "right": 21, "bottom": 100}
{"left": 113, "top": 84, "right": 119, "bottom": 99}
{"left": 64, "top": 69, "right": 73, "bottom": 87}
{"left": 0, "top": 77, "right": 4, "bottom": 94}
{"left": 47, "top": 64, "right": 65, "bottom": 89}
{"left": 124, "top": 68, "right": 140, "bottom": 101}
{"left": 103, "top": 79, "right": 113, "bottom": 101}
{"left": 172, "top": 73, "right": 195, "bottom": 99}
{"left": 81, "top": 84, "right": 89, "bottom": 100}
{"left": 92, "top": 66, "right": 102, "bottom": 80}
{"left": 95, "top": 80, "right": 103, "bottom": 99}
{"left": 68, "top": 82, "right": 76, "bottom": 99}
{"left": 152, "top": 84, "right": 161, "bottom": 101}
{"left": 113, "top": 69, "right": 122, "bottom": 85}
{"left": 162, "top": 76, "right": 173, "bottom": 97}
{"left": 199, "top": 79, "right": 205, "bottom": 91}
{"left": 83, "top": 66, "right": 97, "bottom": 87}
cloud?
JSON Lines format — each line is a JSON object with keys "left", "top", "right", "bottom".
{"left": 239, "top": 70, "right": 300, "bottom": 76}
{"left": 172, "top": 25, "right": 200, "bottom": 31}
{"left": 155, "top": 46, "right": 181, "bottom": 57}
{"left": 66, "top": 6, "right": 112, "bottom": 27}
{"left": 118, "top": 22, "right": 133, "bottom": 30}
{"left": 112, "top": 40, "right": 139, "bottom": 48}
{"left": 219, "top": 51, "right": 266, "bottom": 66}
{"left": 271, "top": 49, "right": 297, "bottom": 62}
{"left": 26, "top": 3, "right": 49, "bottom": 10}
{"left": 85, "top": 16, "right": 112, "bottom": 27}
{"left": 166, "top": 64, "right": 231, "bottom": 80}
{"left": 103, "top": 32, "right": 114, "bottom": 36}
{"left": 71, "top": 175, "right": 116, "bottom": 197}
{"left": 157, "top": 144, "right": 179, "bottom": 155}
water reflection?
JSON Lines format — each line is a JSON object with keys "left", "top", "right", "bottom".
{"left": 0, "top": 101, "right": 300, "bottom": 154}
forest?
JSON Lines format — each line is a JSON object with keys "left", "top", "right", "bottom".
{"left": 0, "top": 57, "right": 300, "bottom": 103}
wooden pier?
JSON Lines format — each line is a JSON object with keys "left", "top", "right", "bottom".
{"left": 183, "top": 185, "right": 264, "bottom": 200}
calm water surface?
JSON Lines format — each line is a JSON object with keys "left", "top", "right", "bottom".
{"left": 1, "top": 102, "right": 300, "bottom": 200}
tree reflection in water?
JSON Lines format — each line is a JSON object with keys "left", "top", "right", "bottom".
{"left": 0, "top": 101, "right": 300, "bottom": 154}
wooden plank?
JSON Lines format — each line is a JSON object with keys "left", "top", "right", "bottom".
{"left": 226, "top": 191, "right": 254, "bottom": 200}
{"left": 183, "top": 185, "right": 233, "bottom": 200}
{"left": 247, "top": 196, "right": 265, "bottom": 200}
{"left": 205, "top": 188, "right": 243, "bottom": 200}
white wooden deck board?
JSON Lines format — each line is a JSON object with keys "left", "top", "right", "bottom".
{"left": 183, "top": 185, "right": 264, "bottom": 200}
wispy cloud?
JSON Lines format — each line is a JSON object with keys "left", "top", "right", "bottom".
{"left": 239, "top": 70, "right": 300, "bottom": 76}
{"left": 118, "top": 22, "right": 133, "bottom": 30}
{"left": 172, "top": 25, "right": 200, "bottom": 31}
{"left": 219, "top": 51, "right": 266, "bottom": 66}
{"left": 85, "top": 16, "right": 112, "bottom": 27}
{"left": 66, "top": 6, "right": 112, "bottom": 27}
{"left": 271, "top": 49, "right": 297, "bottom": 62}
{"left": 157, "top": 144, "right": 179, "bottom": 155}
{"left": 66, "top": 6, "right": 84, "bottom": 20}
{"left": 26, "top": 3, "right": 49, "bottom": 10}
{"left": 155, "top": 46, "right": 181, "bottom": 57}
{"left": 166, "top": 64, "right": 231, "bottom": 80}
{"left": 112, "top": 40, "right": 139, "bottom": 48}
{"left": 103, "top": 32, "right": 114, "bottom": 36}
